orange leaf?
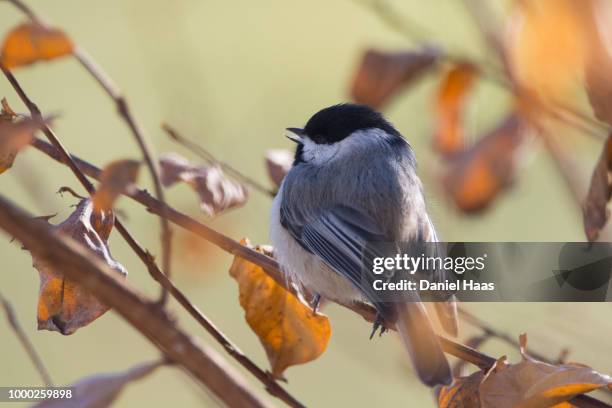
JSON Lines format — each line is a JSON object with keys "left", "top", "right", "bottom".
{"left": 31, "top": 199, "right": 126, "bottom": 335}
{"left": 433, "top": 63, "right": 478, "bottom": 156}
{"left": 1, "top": 22, "right": 74, "bottom": 69}
{"left": 479, "top": 334, "right": 612, "bottom": 408}
{"left": 442, "top": 114, "right": 526, "bottom": 212}
{"left": 438, "top": 370, "right": 483, "bottom": 408}
{"left": 351, "top": 48, "right": 439, "bottom": 108}
{"left": 582, "top": 134, "right": 612, "bottom": 241}
{"left": 92, "top": 159, "right": 140, "bottom": 212}
{"left": 505, "top": 0, "right": 588, "bottom": 101}
{"left": 229, "top": 240, "right": 331, "bottom": 380}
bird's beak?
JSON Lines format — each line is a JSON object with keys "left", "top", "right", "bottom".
{"left": 285, "top": 128, "right": 305, "bottom": 143}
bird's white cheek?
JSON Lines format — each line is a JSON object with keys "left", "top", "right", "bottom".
{"left": 301, "top": 139, "right": 341, "bottom": 165}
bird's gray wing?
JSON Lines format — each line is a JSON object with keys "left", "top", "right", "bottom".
{"left": 280, "top": 203, "right": 395, "bottom": 316}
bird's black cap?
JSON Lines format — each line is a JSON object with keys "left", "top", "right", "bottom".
{"left": 299, "top": 103, "right": 401, "bottom": 144}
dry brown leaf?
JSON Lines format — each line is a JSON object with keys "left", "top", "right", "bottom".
{"left": 159, "top": 152, "right": 248, "bottom": 216}
{"left": 351, "top": 48, "right": 439, "bottom": 108}
{"left": 0, "top": 98, "right": 17, "bottom": 120}
{"left": 92, "top": 159, "right": 140, "bottom": 212}
{"left": 229, "top": 240, "right": 331, "bottom": 380}
{"left": 433, "top": 63, "right": 478, "bottom": 156}
{"left": 438, "top": 370, "right": 484, "bottom": 408}
{"left": 505, "top": 0, "right": 588, "bottom": 101}
{"left": 31, "top": 199, "right": 127, "bottom": 335}
{"left": 185, "top": 165, "right": 248, "bottom": 216}
{"left": 479, "top": 334, "right": 612, "bottom": 408}
{"left": 442, "top": 114, "right": 526, "bottom": 213}
{"left": 265, "top": 149, "right": 293, "bottom": 189}
{"left": 159, "top": 152, "right": 190, "bottom": 187}
{"left": 1, "top": 22, "right": 74, "bottom": 69}
{"left": 0, "top": 117, "right": 42, "bottom": 174}
{"left": 582, "top": 134, "right": 612, "bottom": 241}
{"left": 34, "top": 360, "right": 163, "bottom": 408}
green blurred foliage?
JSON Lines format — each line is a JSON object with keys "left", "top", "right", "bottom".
{"left": 0, "top": 1, "right": 610, "bottom": 407}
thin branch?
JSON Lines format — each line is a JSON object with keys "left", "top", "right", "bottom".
{"left": 32, "top": 137, "right": 289, "bottom": 286}
{"left": 76, "top": 49, "right": 173, "bottom": 304}
{"left": 0, "top": 195, "right": 271, "bottom": 408}
{"left": 5, "top": 0, "right": 173, "bottom": 304}
{"left": 0, "top": 292, "right": 54, "bottom": 387}
{"left": 133, "top": 244, "right": 305, "bottom": 408}
{"left": 28, "top": 138, "right": 611, "bottom": 406}
{"left": 0, "top": 66, "right": 173, "bottom": 305}
{"left": 458, "top": 308, "right": 557, "bottom": 363}
{"left": 27, "top": 137, "right": 304, "bottom": 408}
{"left": 539, "top": 130, "right": 586, "bottom": 208}
{"left": 162, "top": 123, "right": 276, "bottom": 197}
{"left": 0, "top": 105, "right": 303, "bottom": 406}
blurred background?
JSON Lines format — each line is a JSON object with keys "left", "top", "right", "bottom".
{"left": 1, "top": 0, "right": 611, "bottom": 406}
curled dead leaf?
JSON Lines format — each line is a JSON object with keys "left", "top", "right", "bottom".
{"left": 92, "top": 159, "right": 140, "bottom": 212}
{"left": 229, "top": 239, "right": 331, "bottom": 380}
{"left": 265, "top": 149, "right": 293, "bottom": 189}
{"left": 33, "top": 360, "right": 164, "bottom": 408}
{"left": 185, "top": 166, "right": 248, "bottom": 216}
{"left": 438, "top": 370, "right": 484, "bottom": 408}
{"left": 159, "top": 153, "right": 248, "bottom": 216}
{"left": 31, "top": 199, "right": 127, "bottom": 335}
{"left": 1, "top": 22, "right": 74, "bottom": 69}
{"left": 442, "top": 114, "right": 526, "bottom": 213}
{"left": 479, "top": 334, "right": 612, "bottom": 408}
{"left": 351, "top": 48, "right": 439, "bottom": 108}
{"left": 159, "top": 152, "right": 190, "bottom": 187}
{"left": 0, "top": 116, "right": 44, "bottom": 174}
{"left": 583, "top": 134, "right": 612, "bottom": 241}
{"left": 433, "top": 63, "right": 478, "bottom": 156}
{"left": 0, "top": 98, "right": 17, "bottom": 120}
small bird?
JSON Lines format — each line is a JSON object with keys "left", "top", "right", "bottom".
{"left": 270, "top": 103, "right": 456, "bottom": 386}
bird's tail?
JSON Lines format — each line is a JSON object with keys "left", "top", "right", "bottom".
{"left": 395, "top": 301, "right": 452, "bottom": 387}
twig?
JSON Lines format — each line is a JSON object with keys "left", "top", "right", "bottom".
{"left": 539, "top": 130, "right": 586, "bottom": 208}
{"left": 0, "top": 105, "right": 302, "bottom": 406}
{"left": 75, "top": 49, "right": 173, "bottom": 304}
{"left": 460, "top": 0, "right": 504, "bottom": 57}
{"left": 0, "top": 66, "right": 174, "bottom": 305}
{"left": 134, "top": 244, "right": 305, "bottom": 408}
{"left": 0, "top": 292, "right": 54, "bottom": 387}
{"left": 162, "top": 123, "right": 276, "bottom": 197}
{"left": 32, "top": 137, "right": 289, "bottom": 287}
{"left": 5, "top": 0, "right": 173, "bottom": 304}
{"left": 458, "top": 308, "right": 556, "bottom": 363}
{"left": 0, "top": 195, "right": 272, "bottom": 408}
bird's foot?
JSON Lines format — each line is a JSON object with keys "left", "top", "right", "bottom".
{"left": 369, "top": 313, "right": 387, "bottom": 339}
{"left": 311, "top": 293, "right": 321, "bottom": 315}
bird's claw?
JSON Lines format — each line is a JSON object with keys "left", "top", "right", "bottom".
{"left": 311, "top": 293, "right": 321, "bottom": 315}
{"left": 369, "top": 313, "right": 387, "bottom": 339}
